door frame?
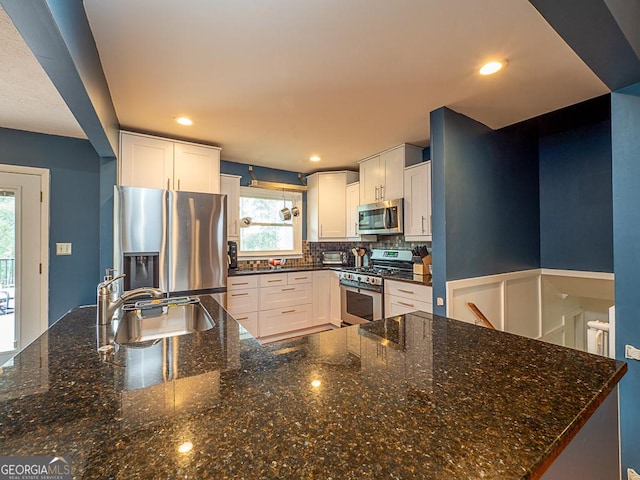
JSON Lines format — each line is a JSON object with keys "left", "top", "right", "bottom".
{"left": 0, "top": 164, "right": 50, "bottom": 338}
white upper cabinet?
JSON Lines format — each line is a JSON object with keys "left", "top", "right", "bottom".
{"left": 359, "top": 155, "right": 381, "bottom": 204}
{"left": 358, "top": 144, "right": 422, "bottom": 204}
{"left": 345, "top": 182, "right": 360, "bottom": 239}
{"left": 119, "top": 131, "right": 221, "bottom": 193}
{"left": 220, "top": 174, "right": 241, "bottom": 240}
{"left": 119, "top": 133, "right": 174, "bottom": 189}
{"left": 307, "top": 171, "right": 359, "bottom": 241}
{"left": 173, "top": 142, "right": 220, "bottom": 193}
{"left": 404, "top": 161, "right": 432, "bottom": 241}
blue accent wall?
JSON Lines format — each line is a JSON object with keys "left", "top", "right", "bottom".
{"left": 539, "top": 119, "right": 613, "bottom": 272}
{"left": 99, "top": 157, "right": 116, "bottom": 278}
{"left": 431, "top": 108, "right": 539, "bottom": 315}
{"left": 0, "top": 127, "right": 100, "bottom": 324}
{"left": 430, "top": 109, "right": 447, "bottom": 315}
{"left": 220, "top": 160, "right": 309, "bottom": 240}
{"left": 611, "top": 85, "right": 640, "bottom": 475}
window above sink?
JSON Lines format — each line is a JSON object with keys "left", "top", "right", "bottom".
{"left": 238, "top": 187, "right": 302, "bottom": 258}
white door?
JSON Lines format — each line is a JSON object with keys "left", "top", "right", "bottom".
{"left": 0, "top": 167, "right": 48, "bottom": 366}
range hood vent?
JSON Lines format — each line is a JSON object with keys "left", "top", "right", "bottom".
{"left": 247, "top": 165, "right": 308, "bottom": 192}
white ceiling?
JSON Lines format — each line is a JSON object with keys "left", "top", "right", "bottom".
{"left": 2, "top": 2, "right": 609, "bottom": 172}
{"left": 0, "top": 6, "right": 85, "bottom": 140}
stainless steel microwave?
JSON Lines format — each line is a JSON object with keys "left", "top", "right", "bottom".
{"left": 357, "top": 198, "right": 403, "bottom": 235}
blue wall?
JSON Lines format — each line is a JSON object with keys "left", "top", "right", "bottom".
{"left": 0, "top": 128, "right": 100, "bottom": 324}
{"left": 539, "top": 119, "right": 613, "bottom": 272}
{"left": 611, "top": 85, "right": 640, "bottom": 475}
{"left": 430, "top": 108, "right": 540, "bottom": 316}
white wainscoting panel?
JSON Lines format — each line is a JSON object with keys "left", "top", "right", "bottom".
{"left": 505, "top": 276, "right": 540, "bottom": 338}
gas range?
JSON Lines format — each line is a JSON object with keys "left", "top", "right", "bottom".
{"left": 338, "top": 249, "right": 414, "bottom": 291}
{"left": 339, "top": 249, "right": 414, "bottom": 325}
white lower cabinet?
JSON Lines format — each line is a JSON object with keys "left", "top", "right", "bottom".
{"left": 227, "top": 270, "right": 334, "bottom": 341}
{"left": 384, "top": 279, "right": 433, "bottom": 316}
{"left": 313, "top": 270, "right": 331, "bottom": 326}
{"left": 232, "top": 311, "right": 259, "bottom": 337}
{"left": 259, "top": 304, "right": 313, "bottom": 337}
{"left": 259, "top": 283, "right": 313, "bottom": 311}
{"left": 227, "top": 275, "right": 260, "bottom": 337}
{"left": 227, "top": 288, "right": 259, "bottom": 314}
{"left": 330, "top": 270, "right": 342, "bottom": 327}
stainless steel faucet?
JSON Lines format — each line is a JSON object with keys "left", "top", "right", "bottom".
{"left": 97, "top": 273, "right": 165, "bottom": 325}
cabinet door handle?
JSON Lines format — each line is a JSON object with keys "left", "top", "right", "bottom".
{"left": 380, "top": 184, "right": 384, "bottom": 200}
{"left": 167, "top": 178, "right": 170, "bottom": 190}
{"left": 421, "top": 216, "right": 425, "bottom": 234}
{"left": 398, "top": 301, "right": 414, "bottom": 307}
{"left": 236, "top": 316, "right": 249, "bottom": 321}
{"left": 282, "top": 287, "right": 295, "bottom": 291}
{"left": 231, "top": 292, "right": 249, "bottom": 297}
{"left": 320, "top": 224, "right": 323, "bottom": 237}
{"left": 294, "top": 276, "right": 308, "bottom": 280}
{"left": 355, "top": 222, "right": 358, "bottom": 234}
{"left": 178, "top": 179, "right": 181, "bottom": 190}
{"left": 232, "top": 281, "right": 249, "bottom": 286}
{"left": 268, "top": 279, "right": 283, "bottom": 283}
{"left": 374, "top": 186, "right": 379, "bottom": 201}
{"left": 398, "top": 289, "right": 414, "bottom": 295}
{"left": 282, "top": 309, "right": 296, "bottom": 314}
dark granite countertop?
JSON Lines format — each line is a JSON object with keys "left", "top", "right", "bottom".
{"left": 382, "top": 271, "right": 432, "bottom": 286}
{"left": 230, "top": 266, "right": 432, "bottom": 286}
{"left": 229, "top": 265, "right": 334, "bottom": 275}
{"left": 0, "top": 298, "right": 625, "bottom": 479}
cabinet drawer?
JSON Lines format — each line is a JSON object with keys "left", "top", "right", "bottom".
{"left": 385, "top": 279, "right": 432, "bottom": 303}
{"left": 259, "top": 273, "right": 288, "bottom": 287}
{"left": 385, "top": 294, "right": 433, "bottom": 316}
{"left": 232, "top": 311, "right": 258, "bottom": 337}
{"left": 228, "top": 275, "right": 259, "bottom": 291}
{"left": 227, "top": 288, "right": 259, "bottom": 314}
{"left": 259, "top": 283, "right": 313, "bottom": 311}
{"left": 259, "top": 304, "right": 313, "bottom": 337}
{"left": 287, "top": 272, "right": 313, "bottom": 284}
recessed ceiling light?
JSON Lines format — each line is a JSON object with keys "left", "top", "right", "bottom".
{"left": 311, "top": 379, "right": 321, "bottom": 388}
{"left": 479, "top": 60, "right": 507, "bottom": 76}
{"left": 175, "top": 116, "right": 193, "bottom": 126}
{"left": 309, "top": 155, "right": 321, "bottom": 162}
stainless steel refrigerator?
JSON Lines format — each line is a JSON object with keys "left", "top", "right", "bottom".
{"left": 114, "top": 186, "right": 227, "bottom": 295}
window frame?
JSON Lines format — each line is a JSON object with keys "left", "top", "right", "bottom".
{"left": 238, "top": 186, "right": 303, "bottom": 259}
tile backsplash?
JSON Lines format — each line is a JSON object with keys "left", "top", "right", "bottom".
{"left": 235, "top": 238, "right": 431, "bottom": 271}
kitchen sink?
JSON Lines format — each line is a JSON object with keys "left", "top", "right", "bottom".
{"left": 114, "top": 298, "right": 214, "bottom": 346}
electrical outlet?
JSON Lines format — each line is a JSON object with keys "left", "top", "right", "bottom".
{"left": 436, "top": 297, "right": 444, "bottom": 307}
{"left": 625, "top": 345, "right": 640, "bottom": 361}
{"left": 56, "top": 242, "right": 72, "bottom": 256}
{"left": 628, "top": 468, "right": 640, "bottom": 480}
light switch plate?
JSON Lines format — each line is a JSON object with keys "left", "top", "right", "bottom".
{"left": 56, "top": 243, "right": 72, "bottom": 256}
